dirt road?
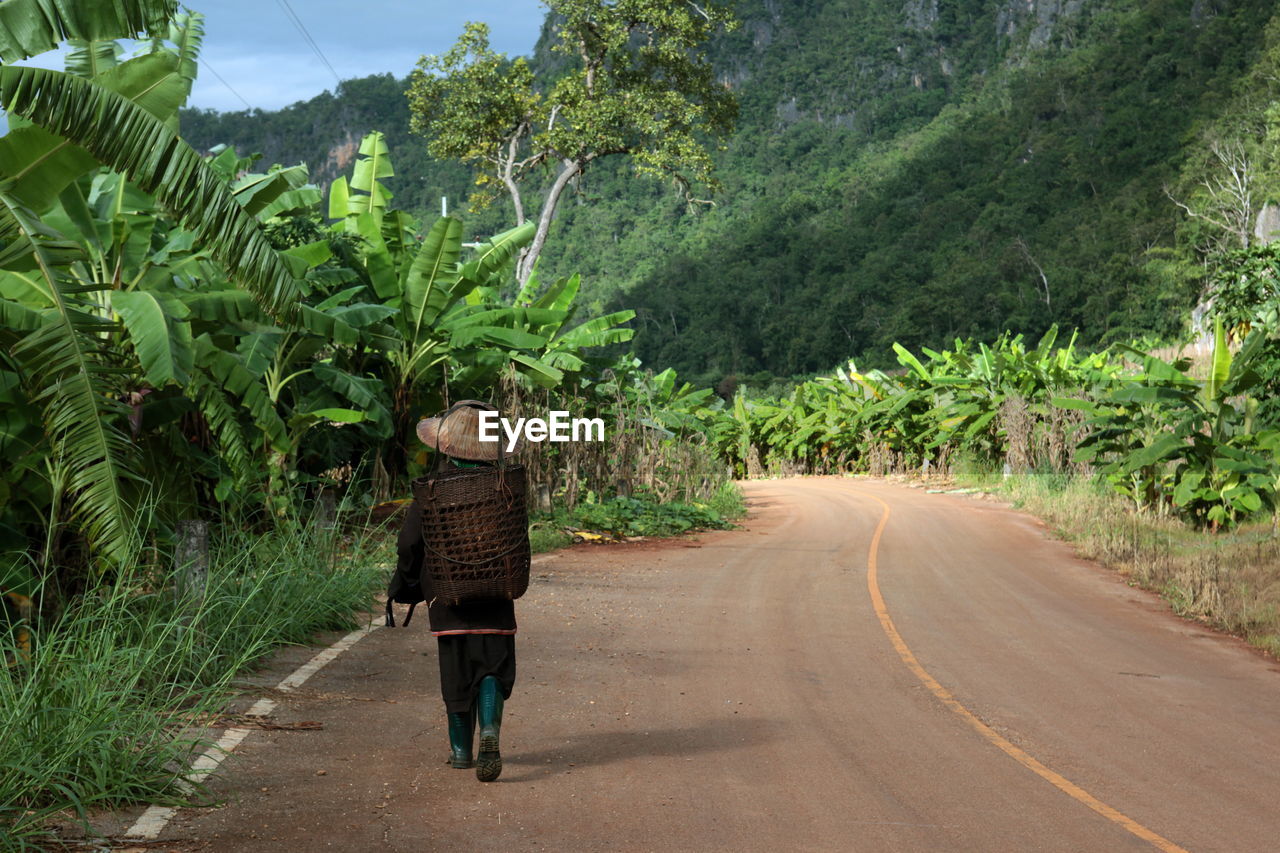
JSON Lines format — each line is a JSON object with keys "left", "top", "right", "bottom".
{"left": 120, "top": 478, "right": 1280, "bottom": 851}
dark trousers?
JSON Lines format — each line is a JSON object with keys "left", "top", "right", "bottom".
{"left": 437, "top": 634, "right": 516, "bottom": 714}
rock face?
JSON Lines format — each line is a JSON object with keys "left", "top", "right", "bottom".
{"left": 904, "top": 0, "right": 939, "bottom": 31}
{"left": 1254, "top": 203, "right": 1280, "bottom": 245}
{"left": 745, "top": 0, "right": 1105, "bottom": 129}
{"left": 997, "top": 0, "right": 1088, "bottom": 48}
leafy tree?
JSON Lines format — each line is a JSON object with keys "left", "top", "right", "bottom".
{"left": 405, "top": 0, "right": 739, "bottom": 286}
{"left": 1207, "top": 241, "right": 1280, "bottom": 336}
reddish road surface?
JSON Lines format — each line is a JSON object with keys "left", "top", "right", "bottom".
{"left": 115, "top": 478, "right": 1280, "bottom": 852}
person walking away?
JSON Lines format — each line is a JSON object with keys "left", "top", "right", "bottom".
{"left": 395, "top": 400, "right": 523, "bottom": 782}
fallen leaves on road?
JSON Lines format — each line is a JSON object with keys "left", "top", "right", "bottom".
{"left": 205, "top": 713, "right": 324, "bottom": 731}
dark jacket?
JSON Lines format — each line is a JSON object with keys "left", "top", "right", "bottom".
{"left": 396, "top": 501, "right": 517, "bottom": 636}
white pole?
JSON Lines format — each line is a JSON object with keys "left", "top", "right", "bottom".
{"left": 441, "top": 196, "right": 448, "bottom": 218}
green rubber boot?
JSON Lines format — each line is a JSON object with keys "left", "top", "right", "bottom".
{"left": 475, "top": 676, "right": 504, "bottom": 782}
{"left": 447, "top": 709, "right": 474, "bottom": 769}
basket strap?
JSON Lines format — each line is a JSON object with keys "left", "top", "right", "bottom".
{"left": 385, "top": 599, "right": 418, "bottom": 628}
{"left": 420, "top": 537, "right": 528, "bottom": 566}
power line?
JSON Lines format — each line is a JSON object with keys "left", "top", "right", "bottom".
{"left": 274, "top": 0, "right": 341, "bottom": 86}
{"left": 200, "top": 57, "right": 252, "bottom": 110}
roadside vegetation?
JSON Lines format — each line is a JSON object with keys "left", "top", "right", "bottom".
{"left": 0, "top": 520, "right": 384, "bottom": 848}
{"left": 972, "top": 474, "right": 1280, "bottom": 659}
{"left": 0, "top": 3, "right": 738, "bottom": 847}
{"left": 716, "top": 321, "right": 1280, "bottom": 658}
{"left": 4, "top": 0, "right": 1280, "bottom": 847}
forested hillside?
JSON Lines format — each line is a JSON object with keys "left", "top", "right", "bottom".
{"left": 180, "top": 74, "right": 470, "bottom": 215}
{"left": 181, "top": 0, "right": 1280, "bottom": 384}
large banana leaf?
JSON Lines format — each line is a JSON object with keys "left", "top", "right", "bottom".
{"left": 448, "top": 323, "right": 546, "bottom": 350}
{"left": 0, "top": 0, "right": 176, "bottom": 63}
{"left": 459, "top": 221, "right": 535, "bottom": 284}
{"left": 184, "top": 289, "right": 269, "bottom": 326}
{"left": 236, "top": 331, "right": 279, "bottom": 376}
{"left": 541, "top": 350, "right": 585, "bottom": 372}
{"left": 0, "top": 125, "right": 99, "bottom": 213}
{"left": 110, "top": 289, "right": 192, "bottom": 385}
{"left": 507, "top": 353, "right": 564, "bottom": 386}
{"left": 233, "top": 164, "right": 311, "bottom": 218}
{"left": 551, "top": 310, "right": 636, "bottom": 349}
{"left": 893, "top": 342, "right": 931, "bottom": 381}
{"left": 184, "top": 372, "right": 253, "bottom": 487}
{"left": 97, "top": 51, "right": 197, "bottom": 126}
{"left": 0, "top": 293, "right": 40, "bottom": 329}
{"left": 0, "top": 65, "right": 302, "bottom": 320}
{"left": 514, "top": 263, "right": 540, "bottom": 306}
{"left": 532, "top": 273, "right": 580, "bottom": 311}
{"left": 1203, "top": 316, "right": 1230, "bottom": 404}
{"left": 65, "top": 38, "right": 121, "bottom": 77}
{"left": 348, "top": 208, "right": 398, "bottom": 299}
{"left": 327, "top": 175, "right": 350, "bottom": 220}
{"left": 346, "top": 131, "right": 393, "bottom": 223}
{"left": 299, "top": 304, "right": 359, "bottom": 347}
{"left": 329, "top": 302, "right": 396, "bottom": 330}
{"left": 0, "top": 267, "right": 54, "bottom": 304}
{"left": 1, "top": 191, "right": 141, "bottom": 566}
{"left": 194, "top": 335, "right": 289, "bottom": 452}
{"left": 257, "top": 185, "right": 322, "bottom": 220}
{"left": 312, "top": 362, "right": 391, "bottom": 434}
{"left": 449, "top": 306, "right": 566, "bottom": 329}
{"left": 160, "top": 9, "right": 201, "bottom": 100}
{"left": 403, "top": 215, "right": 464, "bottom": 335}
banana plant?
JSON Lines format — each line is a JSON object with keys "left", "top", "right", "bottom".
{"left": 0, "top": 15, "right": 316, "bottom": 566}
{"left": 1065, "top": 320, "right": 1277, "bottom": 527}
{"left": 325, "top": 132, "right": 579, "bottom": 471}
{"left": 0, "top": 4, "right": 659, "bottom": 589}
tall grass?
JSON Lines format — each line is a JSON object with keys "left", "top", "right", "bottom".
{"left": 0, "top": 519, "right": 384, "bottom": 849}
{"left": 965, "top": 470, "right": 1280, "bottom": 658}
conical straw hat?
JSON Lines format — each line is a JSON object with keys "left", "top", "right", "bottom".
{"left": 415, "top": 400, "right": 520, "bottom": 461}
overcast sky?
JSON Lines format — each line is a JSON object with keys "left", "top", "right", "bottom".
{"left": 20, "top": 1, "right": 548, "bottom": 113}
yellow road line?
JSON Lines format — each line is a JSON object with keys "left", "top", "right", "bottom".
{"left": 860, "top": 490, "right": 1190, "bottom": 853}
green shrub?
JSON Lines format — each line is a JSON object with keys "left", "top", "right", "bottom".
{"left": 570, "top": 491, "right": 735, "bottom": 537}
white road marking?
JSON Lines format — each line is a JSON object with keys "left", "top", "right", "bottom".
{"left": 124, "top": 620, "right": 379, "bottom": 839}
{"left": 277, "top": 622, "right": 378, "bottom": 692}
{"left": 124, "top": 551, "right": 557, "bottom": 840}
{"left": 124, "top": 806, "right": 176, "bottom": 839}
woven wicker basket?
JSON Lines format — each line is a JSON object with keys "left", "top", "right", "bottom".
{"left": 411, "top": 464, "right": 530, "bottom": 605}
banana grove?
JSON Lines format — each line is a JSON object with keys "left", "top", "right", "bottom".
{"left": 717, "top": 324, "right": 1280, "bottom": 531}
{"left": 0, "top": 9, "right": 641, "bottom": 600}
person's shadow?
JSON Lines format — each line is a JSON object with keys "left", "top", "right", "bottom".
{"left": 497, "top": 715, "right": 780, "bottom": 783}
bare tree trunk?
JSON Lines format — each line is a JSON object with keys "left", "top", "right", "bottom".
{"left": 1165, "top": 136, "right": 1257, "bottom": 254}
{"left": 504, "top": 176, "right": 526, "bottom": 226}
{"left": 516, "top": 158, "right": 587, "bottom": 287}
{"left": 501, "top": 131, "right": 527, "bottom": 226}
{"left": 1014, "top": 237, "right": 1051, "bottom": 309}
